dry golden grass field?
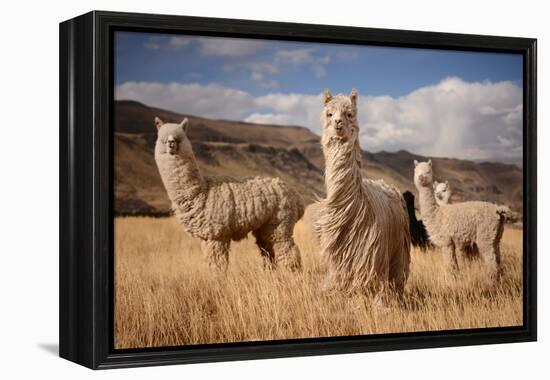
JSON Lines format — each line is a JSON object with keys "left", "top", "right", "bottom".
{"left": 114, "top": 217, "right": 523, "bottom": 349}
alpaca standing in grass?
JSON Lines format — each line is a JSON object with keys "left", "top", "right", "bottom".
{"left": 315, "top": 89, "right": 411, "bottom": 298}
{"left": 433, "top": 180, "right": 452, "bottom": 206}
{"left": 414, "top": 160, "right": 508, "bottom": 279}
{"left": 403, "top": 191, "right": 433, "bottom": 251}
{"left": 154, "top": 117, "right": 304, "bottom": 271}
{"left": 432, "top": 180, "right": 479, "bottom": 257}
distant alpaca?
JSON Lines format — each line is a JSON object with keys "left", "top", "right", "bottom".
{"left": 315, "top": 89, "right": 411, "bottom": 297}
{"left": 433, "top": 180, "right": 451, "bottom": 206}
{"left": 403, "top": 191, "right": 433, "bottom": 251}
{"left": 414, "top": 160, "right": 507, "bottom": 279}
{"left": 433, "top": 180, "right": 478, "bottom": 257}
{"left": 154, "top": 117, "right": 304, "bottom": 271}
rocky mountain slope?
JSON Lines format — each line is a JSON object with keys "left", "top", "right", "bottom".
{"left": 114, "top": 100, "right": 523, "bottom": 216}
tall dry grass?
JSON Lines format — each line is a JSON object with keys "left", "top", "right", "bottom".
{"left": 114, "top": 217, "right": 522, "bottom": 349}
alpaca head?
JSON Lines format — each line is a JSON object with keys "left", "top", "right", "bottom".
{"left": 321, "top": 88, "right": 359, "bottom": 145}
{"left": 154, "top": 117, "right": 193, "bottom": 159}
{"left": 413, "top": 160, "right": 433, "bottom": 188}
{"left": 433, "top": 180, "right": 451, "bottom": 204}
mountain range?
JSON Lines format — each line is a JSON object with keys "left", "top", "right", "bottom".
{"left": 114, "top": 100, "right": 523, "bottom": 216}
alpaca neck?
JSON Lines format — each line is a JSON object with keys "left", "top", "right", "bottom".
{"left": 417, "top": 185, "right": 438, "bottom": 222}
{"left": 323, "top": 138, "right": 364, "bottom": 207}
{"left": 157, "top": 152, "right": 206, "bottom": 207}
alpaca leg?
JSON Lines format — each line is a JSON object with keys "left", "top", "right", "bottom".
{"left": 253, "top": 232, "right": 276, "bottom": 270}
{"left": 273, "top": 239, "right": 302, "bottom": 271}
{"left": 477, "top": 240, "right": 502, "bottom": 281}
{"left": 201, "top": 239, "right": 229, "bottom": 271}
{"left": 493, "top": 242, "right": 503, "bottom": 280}
{"left": 460, "top": 243, "right": 479, "bottom": 260}
{"left": 388, "top": 257, "right": 407, "bottom": 298}
{"left": 442, "top": 242, "right": 459, "bottom": 274}
{"left": 257, "top": 223, "right": 302, "bottom": 271}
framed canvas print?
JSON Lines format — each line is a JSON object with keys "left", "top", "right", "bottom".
{"left": 59, "top": 11, "right": 537, "bottom": 369}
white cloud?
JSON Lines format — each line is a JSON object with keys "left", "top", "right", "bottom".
{"left": 260, "top": 80, "right": 279, "bottom": 89}
{"left": 275, "top": 48, "right": 315, "bottom": 64}
{"left": 250, "top": 72, "right": 264, "bottom": 81}
{"left": 198, "top": 37, "right": 264, "bottom": 57}
{"left": 143, "top": 36, "right": 264, "bottom": 56}
{"left": 249, "top": 62, "right": 279, "bottom": 75}
{"left": 144, "top": 36, "right": 191, "bottom": 50}
{"left": 168, "top": 36, "right": 191, "bottom": 48}
{"left": 245, "top": 113, "right": 293, "bottom": 125}
{"left": 143, "top": 36, "right": 165, "bottom": 50}
{"left": 358, "top": 77, "right": 522, "bottom": 160}
{"left": 313, "top": 64, "right": 326, "bottom": 78}
{"left": 115, "top": 77, "right": 522, "bottom": 161}
{"left": 274, "top": 48, "right": 331, "bottom": 78}
{"left": 116, "top": 82, "right": 256, "bottom": 120}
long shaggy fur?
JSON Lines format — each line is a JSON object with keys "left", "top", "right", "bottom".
{"left": 414, "top": 160, "right": 506, "bottom": 280}
{"left": 154, "top": 118, "right": 304, "bottom": 271}
{"left": 315, "top": 89, "right": 411, "bottom": 296}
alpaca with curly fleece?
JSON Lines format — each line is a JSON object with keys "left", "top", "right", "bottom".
{"left": 414, "top": 160, "right": 507, "bottom": 279}
{"left": 314, "top": 89, "right": 411, "bottom": 297}
{"left": 433, "top": 180, "right": 452, "bottom": 206}
{"left": 154, "top": 117, "right": 304, "bottom": 271}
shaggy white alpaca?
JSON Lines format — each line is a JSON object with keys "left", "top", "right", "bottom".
{"left": 154, "top": 117, "right": 304, "bottom": 271}
{"left": 433, "top": 180, "right": 451, "bottom": 206}
{"left": 414, "top": 160, "right": 507, "bottom": 279}
{"left": 314, "top": 89, "right": 411, "bottom": 297}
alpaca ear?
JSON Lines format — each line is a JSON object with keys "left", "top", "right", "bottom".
{"left": 180, "top": 118, "right": 189, "bottom": 132}
{"left": 414, "top": 160, "right": 419, "bottom": 167}
{"left": 428, "top": 160, "right": 432, "bottom": 167}
{"left": 323, "top": 88, "right": 333, "bottom": 104}
{"left": 445, "top": 180, "right": 449, "bottom": 186}
{"left": 154, "top": 117, "right": 164, "bottom": 129}
{"left": 433, "top": 181, "right": 439, "bottom": 189}
{"left": 350, "top": 88, "right": 358, "bottom": 106}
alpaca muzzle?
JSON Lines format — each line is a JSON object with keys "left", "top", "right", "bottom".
{"left": 418, "top": 174, "right": 429, "bottom": 186}
{"left": 167, "top": 138, "right": 178, "bottom": 154}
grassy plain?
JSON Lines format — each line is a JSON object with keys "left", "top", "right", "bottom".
{"left": 114, "top": 217, "right": 522, "bottom": 349}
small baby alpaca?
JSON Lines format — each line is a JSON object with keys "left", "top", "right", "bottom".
{"left": 433, "top": 180, "right": 451, "bottom": 206}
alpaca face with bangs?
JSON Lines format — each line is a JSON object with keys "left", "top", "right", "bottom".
{"left": 413, "top": 160, "right": 434, "bottom": 188}
{"left": 434, "top": 180, "right": 451, "bottom": 205}
{"left": 321, "top": 88, "right": 359, "bottom": 143}
{"left": 154, "top": 117, "right": 193, "bottom": 160}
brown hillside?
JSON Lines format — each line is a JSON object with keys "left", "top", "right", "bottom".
{"left": 114, "top": 100, "right": 523, "bottom": 216}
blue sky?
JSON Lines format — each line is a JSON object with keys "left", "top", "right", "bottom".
{"left": 114, "top": 31, "right": 523, "bottom": 161}
{"left": 115, "top": 31, "right": 522, "bottom": 97}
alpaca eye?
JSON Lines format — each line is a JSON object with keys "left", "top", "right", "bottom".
{"left": 328, "top": 112, "right": 332, "bottom": 117}
{"left": 347, "top": 113, "right": 353, "bottom": 118}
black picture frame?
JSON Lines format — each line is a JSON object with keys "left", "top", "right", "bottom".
{"left": 59, "top": 10, "right": 537, "bottom": 369}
